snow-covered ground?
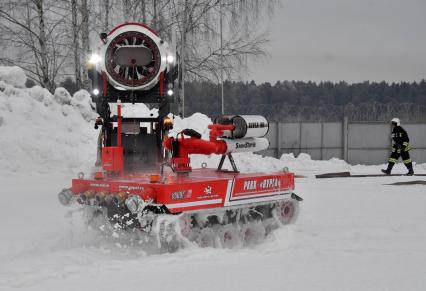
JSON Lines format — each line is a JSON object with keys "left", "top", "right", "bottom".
{"left": 1, "top": 66, "right": 426, "bottom": 291}
{"left": 1, "top": 172, "right": 426, "bottom": 291}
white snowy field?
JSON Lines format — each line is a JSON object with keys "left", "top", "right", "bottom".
{"left": 1, "top": 66, "right": 426, "bottom": 290}
{"left": 1, "top": 172, "right": 426, "bottom": 291}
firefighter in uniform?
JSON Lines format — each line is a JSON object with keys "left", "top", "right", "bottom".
{"left": 381, "top": 118, "right": 414, "bottom": 175}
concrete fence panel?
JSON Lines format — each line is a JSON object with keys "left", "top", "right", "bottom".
{"left": 263, "top": 120, "right": 426, "bottom": 165}
{"left": 281, "top": 123, "right": 301, "bottom": 151}
{"left": 300, "top": 123, "right": 322, "bottom": 159}
{"left": 348, "top": 124, "right": 391, "bottom": 148}
{"left": 322, "top": 122, "right": 343, "bottom": 160}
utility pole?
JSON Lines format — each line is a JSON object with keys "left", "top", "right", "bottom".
{"left": 81, "top": 0, "right": 90, "bottom": 89}
{"left": 220, "top": 1, "right": 224, "bottom": 115}
{"left": 71, "top": 0, "right": 82, "bottom": 89}
{"left": 180, "top": 0, "right": 187, "bottom": 117}
{"left": 104, "top": 0, "right": 109, "bottom": 31}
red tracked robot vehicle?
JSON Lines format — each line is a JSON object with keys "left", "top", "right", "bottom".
{"left": 58, "top": 22, "right": 302, "bottom": 250}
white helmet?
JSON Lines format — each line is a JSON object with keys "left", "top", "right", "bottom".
{"left": 391, "top": 117, "right": 400, "bottom": 126}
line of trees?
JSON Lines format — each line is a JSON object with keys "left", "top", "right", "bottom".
{"left": 184, "top": 80, "right": 426, "bottom": 122}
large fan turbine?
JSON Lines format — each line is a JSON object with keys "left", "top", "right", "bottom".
{"left": 99, "top": 23, "right": 172, "bottom": 91}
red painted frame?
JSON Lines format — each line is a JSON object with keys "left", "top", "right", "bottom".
{"left": 71, "top": 169, "right": 295, "bottom": 213}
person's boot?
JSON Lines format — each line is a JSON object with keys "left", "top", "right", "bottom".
{"left": 405, "top": 163, "right": 414, "bottom": 176}
{"left": 381, "top": 163, "right": 394, "bottom": 175}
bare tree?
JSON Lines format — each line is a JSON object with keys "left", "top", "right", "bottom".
{"left": 0, "top": 0, "right": 278, "bottom": 95}
{"left": 80, "top": 0, "right": 90, "bottom": 88}
{"left": 104, "top": 0, "right": 110, "bottom": 31}
{"left": 106, "top": 0, "right": 278, "bottom": 115}
{"left": 122, "top": 0, "right": 132, "bottom": 20}
{"left": 141, "top": 0, "right": 147, "bottom": 23}
{"left": 71, "top": 0, "right": 82, "bottom": 89}
{"left": 161, "top": 0, "right": 278, "bottom": 115}
{"left": 34, "top": 0, "right": 52, "bottom": 89}
{"left": 0, "top": 0, "right": 73, "bottom": 91}
{"left": 170, "top": 0, "right": 277, "bottom": 80}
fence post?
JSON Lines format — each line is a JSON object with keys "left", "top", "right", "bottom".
{"left": 276, "top": 122, "right": 281, "bottom": 159}
{"left": 299, "top": 122, "right": 302, "bottom": 156}
{"left": 320, "top": 122, "right": 324, "bottom": 160}
{"left": 343, "top": 116, "right": 348, "bottom": 161}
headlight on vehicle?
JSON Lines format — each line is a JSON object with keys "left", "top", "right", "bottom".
{"left": 89, "top": 53, "right": 102, "bottom": 64}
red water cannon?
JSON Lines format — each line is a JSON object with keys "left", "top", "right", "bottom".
{"left": 163, "top": 115, "right": 270, "bottom": 172}
{"left": 163, "top": 127, "right": 229, "bottom": 172}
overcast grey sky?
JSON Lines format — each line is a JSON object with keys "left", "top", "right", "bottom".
{"left": 247, "top": 0, "right": 426, "bottom": 83}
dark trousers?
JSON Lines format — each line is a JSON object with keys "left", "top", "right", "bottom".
{"left": 389, "top": 149, "right": 411, "bottom": 164}
{"left": 387, "top": 146, "right": 412, "bottom": 171}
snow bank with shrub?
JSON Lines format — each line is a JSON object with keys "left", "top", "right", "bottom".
{"left": 0, "top": 66, "right": 97, "bottom": 175}
{"left": 0, "top": 66, "right": 27, "bottom": 88}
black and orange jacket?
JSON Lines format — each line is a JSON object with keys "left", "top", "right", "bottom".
{"left": 392, "top": 126, "right": 409, "bottom": 147}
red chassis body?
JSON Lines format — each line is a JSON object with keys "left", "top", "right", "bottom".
{"left": 69, "top": 106, "right": 296, "bottom": 214}
{"left": 71, "top": 169, "right": 295, "bottom": 214}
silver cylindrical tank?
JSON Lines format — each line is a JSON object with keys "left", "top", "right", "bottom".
{"left": 215, "top": 115, "right": 269, "bottom": 139}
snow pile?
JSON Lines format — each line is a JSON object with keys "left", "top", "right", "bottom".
{"left": 53, "top": 87, "right": 72, "bottom": 105}
{"left": 279, "top": 153, "right": 350, "bottom": 175}
{"left": 71, "top": 90, "right": 97, "bottom": 121}
{"left": 188, "top": 151, "right": 351, "bottom": 176}
{"left": 170, "top": 112, "right": 212, "bottom": 138}
{"left": 0, "top": 66, "right": 97, "bottom": 175}
{"left": 109, "top": 102, "right": 158, "bottom": 118}
{"left": 0, "top": 66, "right": 27, "bottom": 88}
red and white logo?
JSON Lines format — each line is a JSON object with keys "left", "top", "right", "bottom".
{"left": 204, "top": 186, "right": 212, "bottom": 195}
